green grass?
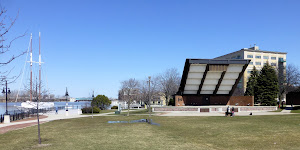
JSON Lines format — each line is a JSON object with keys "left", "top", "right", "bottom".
{"left": 291, "top": 110, "right": 300, "bottom": 113}
{"left": 271, "top": 109, "right": 283, "bottom": 112}
{"left": 1, "top": 115, "right": 300, "bottom": 150}
{"left": 291, "top": 106, "right": 300, "bottom": 113}
{"left": 81, "top": 109, "right": 117, "bottom": 115}
{"left": 119, "top": 109, "right": 151, "bottom": 115}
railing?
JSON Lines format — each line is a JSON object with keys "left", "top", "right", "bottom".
{"left": 0, "top": 106, "right": 65, "bottom": 123}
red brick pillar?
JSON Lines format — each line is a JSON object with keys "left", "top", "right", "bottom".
{"left": 175, "top": 95, "right": 184, "bottom": 106}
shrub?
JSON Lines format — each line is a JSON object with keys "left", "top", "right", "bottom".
{"left": 168, "top": 98, "right": 175, "bottom": 106}
{"left": 111, "top": 106, "right": 118, "bottom": 109}
{"left": 81, "top": 106, "right": 101, "bottom": 113}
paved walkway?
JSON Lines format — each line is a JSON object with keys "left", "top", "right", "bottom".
{"left": 0, "top": 109, "right": 116, "bottom": 133}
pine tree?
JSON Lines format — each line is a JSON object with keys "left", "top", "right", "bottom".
{"left": 244, "top": 66, "right": 259, "bottom": 103}
{"left": 257, "top": 63, "right": 279, "bottom": 106}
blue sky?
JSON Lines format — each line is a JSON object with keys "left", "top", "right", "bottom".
{"left": 2, "top": 0, "right": 300, "bottom": 98}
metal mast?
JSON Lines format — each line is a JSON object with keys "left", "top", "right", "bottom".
{"left": 30, "top": 34, "right": 33, "bottom": 102}
{"left": 39, "top": 32, "right": 41, "bottom": 100}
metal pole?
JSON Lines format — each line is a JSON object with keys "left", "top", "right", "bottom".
{"left": 39, "top": 32, "right": 41, "bottom": 100}
{"left": 30, "top": 34, "right": 32, "bottom": 102}
{"left": 37, "top": 79, "right": 41, "bottom": 144}
{"left": 148, "top": 76, "right": 151, "bottom": 118}
{"left": 66, "top": 96, "right": 68, "bottom": 111}
{"left": 92, "top": 91, "right": 94, "bottom": 118}
{"left": 66, "top": 87, "right": 69, "bottom": 112}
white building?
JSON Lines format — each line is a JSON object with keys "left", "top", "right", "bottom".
{"left": 215, "top": 45, "right": 287, "bottom": 98}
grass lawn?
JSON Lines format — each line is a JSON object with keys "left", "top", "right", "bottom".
{"left": 81, "top": 109, "right": 117, "bottom": 115}
{"left": 291, "top": 110, "right": 300, "bottom": 113}
{"left": 271, "top": 109, "right": 283, "bottom": 112}
{"left": 291, "top": 106, "right": 300, "bottom": 113}
{"left": 1, "top": 115, "right": 300, "bottom": 150}
{"left": 119, "top": 109, "right": 151, "bottom": 115}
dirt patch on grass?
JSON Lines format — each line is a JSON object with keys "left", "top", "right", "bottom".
{"left": 32, "top": 143, "right": 52, "bottom": 148}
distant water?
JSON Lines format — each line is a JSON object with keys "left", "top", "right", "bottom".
{"left": 0, "top": 101, "right": 91, "bottom": 115}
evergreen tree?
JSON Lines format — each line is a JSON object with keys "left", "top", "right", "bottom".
{"left": 92, "top": 95, "right": 111, "bottom": 110}
{"left": 257, "top": 63, "right": 279, "bottom": 106}
{"left": 244, "top": 66, "right": 259, "bottom": 103}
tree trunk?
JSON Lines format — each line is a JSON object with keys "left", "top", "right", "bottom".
{"left": 127, "top": 100, "right": 130, "bottom": 116}
{"left": 166, "top": 95, "right": 170, "bottom": 106}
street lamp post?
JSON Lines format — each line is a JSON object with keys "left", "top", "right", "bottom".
{"left": 92, "top": 91, "right": 94, "bottom": 118}
{"left": 2, "top": 80, "right": 11, "bottom": 123}
{"left": 147, "top": 76, "right": 151, "bottom": 118}
{"left": 65, "top": 87, "right": 69, "bottom": 116}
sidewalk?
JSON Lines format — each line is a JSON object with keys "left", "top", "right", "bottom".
{"left": 0, "top": 109, "right": 116, "bottom": 133}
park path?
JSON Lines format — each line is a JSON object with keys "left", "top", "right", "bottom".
{"left": 0, "top": 109, "right": 116, "bottom": 134}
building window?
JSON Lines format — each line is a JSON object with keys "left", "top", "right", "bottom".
{"left": 247, "top": 55, "right": 253, "bottom": 58}
{"left": 271, "top": 57, "right": 276, "bottom": 60}
{"left": 247, "top": 71, "right": 252, "bottom": 74}
{"left": 271, "top": 63, "right": 276, "bottom": 66}
{"left": 255, "top": 62, "right": 261, "bottom": 65}
{"left": 249, "top": 62, "right": 253, "bottom": 65}
{"left": 279, "top": 57, "right": 284, "bottom": 62}
{"left": 263, "top": 56, "right": 269, "bottom": 59}
{"left": 264, "top": 62, "right": 267, "bottom": 66}
{"left": 256, "top": 56, "right": 261, "bottom": 59}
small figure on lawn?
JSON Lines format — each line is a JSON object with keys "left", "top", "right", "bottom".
{"left": 225, "top": 106, "right": 231, "bottom": 117}
{"left": 231, "top": 107, "right": 235, "bottom": 117}
{"left": 56, "top": 106, "right": 58, "bottom": 114}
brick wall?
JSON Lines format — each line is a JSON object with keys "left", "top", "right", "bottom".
{"left": 175, "top": 95, "right": 254, "bottom": 106}
{"left": 228, "top": 96, "right": 254, "bottom": 106}
{"left": 153, "top": 107, "right": 198, "bottom": 111}
{"left": 286, "top": 93, "right": 300, "bottom": 105}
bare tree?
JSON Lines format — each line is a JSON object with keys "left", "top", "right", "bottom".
{"left": 285, "top": 64, "right": 300, "bottom": 92}
{"left": 276, "top": 63, "right": 300, "bottom": 107}
{"left": 22, "top": 79, "right": 48, "bottom": 102}
{"left": 0, "top": 7, "right": 26, "bottom": 85}
{"left": 138, "top": 76, "right": 160, "bottom": 114}
{"left": 120, "top": 78, "right": 139, "bottom": 116}
{"left": 158, "top": 68, "right": 181, "bottom": 105}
